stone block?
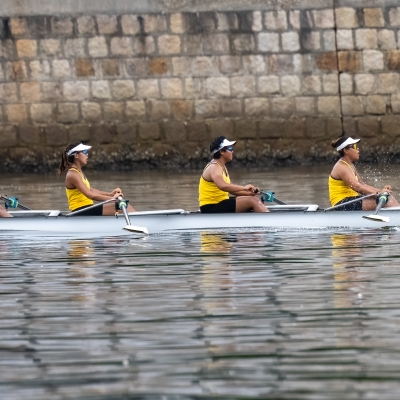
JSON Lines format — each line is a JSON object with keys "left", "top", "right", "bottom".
{"left": 388, "top": 50, "right": 400, "bottom": 70}
{"left": 338, "top": 51, "right": 361, "bottom": 72}
{"left": 295, "top": 97, "right": 316, "bottom": 116}
{"left": 232, "top": 34, "right": 255, "bottom": 53}
{"left": 269, "top": 55, "right": 295, "bottom": 74}
{"left": 18, "top": 125, "right": 41, "bottom": 145}
{"left": 121, "top": 15, "right": 140, "bottom": 35}
{"left": 81, "top": 102, "right": 102, "bottom": 122}
{"left": 318, "top": 96, "right": 341, "bottom": 117}
{"left": 40, "top": 39, "right": 61, "bottom": 56}
{"left": 301, "top": 75, "right": 321, "bottom": 95}
{"left": 282, "top": 32, "right": 300, "bottom": 52}
{"left": 111, "top": 37, "right": 134, "bottom": 56}
{"left": 382, "top": 115, "right": 400, "bottom": 137}
{"left": 44, "top": 124, "right": 69, "bottom": 145}
{"left": 218, "top": 55, "right": 240, "bottom": 74}
{"left": 323, "top": 74, "right": 339, "bottom": 94}
{"left": 0, "top": 40, "right": 14, "bottom": 60}
{"left": 64, "top": 38, "right": 86, "bottom": 57}
{"left": 103, "top": 102, "right": 124, "bottom": 121}
{"left": 216, "top": 13, "right": 234, "bottom": 31}
{"left": 242, "top": 55, "right": 267, "bottom": 75}
{"left": 20, "top": 81, "right": 41, "bottom": 103}
{"left": 378, "top": 30, "right": 396, "bottom": 50}
{"left": 221, "top": 99, "right": 242, "bottom": 117}
{"left": 77, "top": 16, "right": 96, "bottom": 35}
{"left": 316, "top": 52, "right": 337, "bottom": 72}
{"left": 63, "top": 81, "right": 90, "bottom": 101}
{"left": 195, "top": 100, "right": 219, "bottom": 119}
{"left": 26, "top": 16, "right": 47, "bottom": 37}
{"left": 363, "top": 50, "right": 384, "bottom": 71}
{"left": 125, "top": 58, "right": 147, "bottom": 77}
{"left": 313, "top": 9, "right": 334, "bottom": 29}
{"left": 376, "top": 73, "right": 399, "bottom": 94}
{"left": 281, "top": 75, "right": 300, "bottom": 96}
{"left": 258, "top": 76, "right": 280, "bottom": 95}
{"left": 206, "top": 77, "right": 230, "bottom": 98}
{"left": 90, "top": 124, "right": 116, "bottom": 144}
{"left": 357, "top": 116, "right": 380, "bottom": 137}
{"left": 184, "top": 78, "right": 203, "bottom": 99}
{"left": 172, "top": 57, "right": 190, "bottom": 76}
{"left": 392, "top": 94, "right": 400, "bottom": 113}
{"left": 115, "top": 123, "right": 136, "bottom": 144}
{"left": 148, "top": 58, "right": 169, "bottom": 75}
{"left": 235, "top": 120, "right": 257, "bottom": 139}
{"left": 88, "top": 37, "right": 108, "bottom": 57}
{"left": 75, "top": 59, "right": 95, "bottom": 77}
{"left": 0, "top": 83, "right": 17, "bottom": 104}
{"left": 6, "top": 104, "right": 28, "bottom": 123}
{"left": 126, "top": 101, "right": 146, "bottom": 120}
{"left": 170, "top": 13, "right": 185, "bottom": 34}
{"left": 355, "top": 29, "right": 378, "bottom": 50}
{"left": 91, "top": 80, "right": 111, "bottom": 100}
{"left": 16, "top": 40, "right": 37, "bottom": 58}
{"left": 187, "top": 121, "right": 208, "bottom": 141}
{"left": 30, "top": 103, "right": 53, "bottom": 123}
{"left": 340, "top": 73, "right": 353, "bottom": 94}
{"left": 7, "top": 61, "right": 27, "bottom": 81}
{"left": 142, "top": 15, "right": 167, "bottom": 33}
{"left": 52, "top": 60, "right": 72, "bottom": 78}
{"left": 259, "top": 118, "right": 284, "bottom": 139}
{"left": 283, "top": 119, "right": 305, "bottom": 138}
{"left": 69, "top": 124, "right": 91, "bottom": 142}
{"left": 336, "top": 30, "right": 354, "bottom": 50}
{"left": 271, "top": 98, "right": 293, "bottom": 117}
{"left": 389, "top": 8, "right": 400, "bottom": 27}
{"left": 335, "top": 8, "right": 358, "bottom": 29}
{"left": 42, "top": 82, "right": 62, "bottom": 102}
{"left": 137, "top": 79, "right": 160, "bottom": 98}
{"left": 258, "top": 32, "right": 279, "bottom": 52}
{"left": 158, "top": 35, "right": 181, "bottom": 55}
{"left": 96, "top": 15, "right": 118, "bottom": 35}
{"left": 160, "top": 78, "right": 183, "bottom": 99}
{"left": 366, "top": 95, "right": 386, "bottom": 114}
{"left": 305, "top": 118, "right": 327, "bottom": 139}
{"left": 171, "top": 100, "right": 193, "bottom": 120}
{"left": 231, "top": 76, "right": 256, "bottom": 98}
{"left": 112, "top": 80, "right": 135, "bottom": 100}
{"left": 342, "top": 117, "right": 356, "bottom": 136}
{"left": 183, "top": 34, "right": 203, "bottom": 55}
{"left": 133, "top": 36, "right": 156, "bottom": 55}
{"left": 326, "top": 118, "right": 342, "bottom": 137}
{"left": 164, "top": 121, "right": 186, "bottom": 142}
{"left": 0, "top": 126, "right": 17, "bottom": 147}
{"left": 57, "top": 103, "right": 79, "bottom": 123}
{"left": 355, "top": 73, "right": 375, "bottom": 94}
{"left": 101, "top": 59, "right": 120, "bottom": 76}
{"left": 342, "top": 96, "right": 364, "bottom": 116}
{"left": 364, "top": 8, "right": 385, "bottom": 28}
{"left": 10, "top": 18, "right": 28, "bottom": 36}
{"left": 323, "top": 30, "right": 336, "bottom": 51}
{"left": 50, "top": 17, "right": 73, "bottom": 36}
{"left": 147, "top": 100, "right": 170, "bottom": 120}
{"left": 244, "top": 98, "right": 270, "bottom": 117}
{"left": 252, "top": 11, "right": 262, "bottom": 32}
{"left": 302, "top": 31, "right": 321, "bottom": 51}
{"left": 209, "top": 119, "right": 234, "bottom": 138}
{"left": 265, "top": 11, "right": 287, "bottom": 30}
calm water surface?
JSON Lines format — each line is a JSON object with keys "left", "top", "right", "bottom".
{"left": 2, "top": 165, "right": 400, "bottom": 399}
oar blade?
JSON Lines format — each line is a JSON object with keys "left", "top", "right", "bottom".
{"left": 123, "top": 225, "right": 149, "bottom": 235}
{"left": 363, "top": 214, "right": 390, "bottom": 223}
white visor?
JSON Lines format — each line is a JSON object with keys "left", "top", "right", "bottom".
{"left": 67, "top": 143, "right": 92, "bottom": 156}
{"left": 211, "top": 139, "right": 236, "bottom": 155}
{"left": 336, "top": 137, "right": 360, "bottom": 151}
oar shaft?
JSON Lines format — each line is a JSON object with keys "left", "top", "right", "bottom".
{"left": 66, "top": 198, "right": 115, "bottom": 216}
{"left": 373, "top": 195, "right": 387, "bottom": 215}
{"left": 325, "top": 193, "right": 375, "bottom": 211}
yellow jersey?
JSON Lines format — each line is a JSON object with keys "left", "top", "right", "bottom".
{"left": 329, "top": 160, "right": 359, "bottom": 206}
{"left": 198, "top": 162, "right": 230, "bottom": 207}
{"left": 66, "top": 168, "right": 94, "bottom": 211}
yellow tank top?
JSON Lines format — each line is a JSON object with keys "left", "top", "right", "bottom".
{"left": 198, "top": 162, "right": 230, "bottom": 207}
{"left": 329, "top": 160, "right": 359, "bottom": 206}
{"left": 65, "top": 168, "right": 94, "bottom": 211}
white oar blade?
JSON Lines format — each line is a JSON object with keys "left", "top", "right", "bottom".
{"left": 123, "top": 225, "right": 149, "bottom": 235}
{"left": 363, "top": 214, "right": 390, "bottom": 223}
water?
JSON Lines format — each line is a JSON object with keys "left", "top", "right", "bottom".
{"left": 2, "top": 165, "right": 400, "bottom": 399}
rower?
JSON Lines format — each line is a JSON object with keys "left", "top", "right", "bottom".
{"left": 198, "top": 136, "right": 267, "bottom": 213}
{"left": 329, "top": 136, "right": 399, "bottom": 211}
{"left": 58, "top": 142, "right": 136, "bottom": 216}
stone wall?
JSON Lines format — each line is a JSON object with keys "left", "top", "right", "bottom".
{"left": 1, "top": 1, "right": 400, "bottom": 170}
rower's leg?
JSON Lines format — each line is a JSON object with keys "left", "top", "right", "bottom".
{"left": 362, "top": 198, "right": 378, "bottom": 211}
{"left": 102, "top": 202, "right": 136, "bottom": 215}
{"left": 0, "top": 205, "right": 12, "bottom": 218}
{"left": 385, "top": 195, "right": 400, "bottom": 207}
{"left": 236, "top": 197, "right": 268, "bottom": 213}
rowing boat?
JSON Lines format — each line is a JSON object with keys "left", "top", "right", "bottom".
{"left": 2, "top": 204, "right": 400, "bottom": 238}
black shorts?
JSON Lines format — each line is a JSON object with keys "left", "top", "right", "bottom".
{"left": 71, "top": 204, "right": 104, "bottom": 216}
{"left": 333, "top": 196, "right": 363, "bottom": 211}
{"left": 200, "top": 198, "right": 236, "bottom": 214}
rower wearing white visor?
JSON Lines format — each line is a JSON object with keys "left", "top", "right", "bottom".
{"left": 329, "top": 136, "right": 399, "bottom": 211}
{"left": 198, "top": 136, "right": 267, "bottom": 213}
{"left": 58, "top": 142, "right": 136, "bottom": 216}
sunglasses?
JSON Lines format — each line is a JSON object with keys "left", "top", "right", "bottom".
{"left": 224, "top": 146, "right": 234, "bottom": 152}
{"left": 81, "top": 150, "right": 89, "bottom": 155}
{"left": 346, "top": 144, "right": 358, "bottom": 150}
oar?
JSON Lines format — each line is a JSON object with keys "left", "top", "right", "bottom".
{"left": 324, "top": 193, "right": 375, "bottom": 211}
{"left": 259, "top": 190, "right": 286, "bottom": 205}
{"left": 117, "top": 197, "right": 148, "bottom": 235}
{"left": 363, "top": 193, "right": 390, "bottom": 223}
{"left": 0, "top": 195, "right": 31, "bottom": 210}
{"left": 66, "top": 198, "right": 115, "bottom": 216}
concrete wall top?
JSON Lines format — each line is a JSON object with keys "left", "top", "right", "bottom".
{"left": 0, "top": 0, "right": 336, "bottom": 17}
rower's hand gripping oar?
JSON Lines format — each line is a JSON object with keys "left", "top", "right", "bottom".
{"left": 363, "top": 192, "right": 390, "bottom": 223}
{"left": 116, "top": 196, "right": 148, "bottom": 235}
{"left": 258, "top": 190, "right": 286, "bottom": 205}
{"left": 1, "top": 195, "right": 31, "bottom": 210}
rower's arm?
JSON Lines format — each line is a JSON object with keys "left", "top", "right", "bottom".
{"left": 338, "top": 166, "right": 378, "bottom": 195}
{"left": 209, "top": 167, "right": 255, "bottom": 196}
{"left": 67, "top": 172, "right": 115, "bottom": 202}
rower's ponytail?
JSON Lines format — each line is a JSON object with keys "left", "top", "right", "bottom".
{"left": 331, "top": 137, "right": 348, "bottom": 157}
{"left": 58, "top": 142, "right": 81, "bottom": 176}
